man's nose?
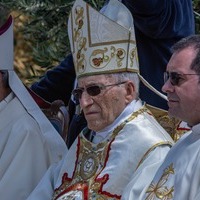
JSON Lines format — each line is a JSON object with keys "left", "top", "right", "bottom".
{"left": 79, "top": 91, "right": 94, "bottom": 108}
{"left": 162, "top": 79, "right": 174, "bottom": 93}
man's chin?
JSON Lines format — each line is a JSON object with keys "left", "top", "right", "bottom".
{"left": 168, "top": 109, "right": 183, "bottom": 122}
{"left": 88, "top": 123, "right": 100, "bottom": 132}
{"left": 168, "top": 109, "right": 176, "bottom": 118}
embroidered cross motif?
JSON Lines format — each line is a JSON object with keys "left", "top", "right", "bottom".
{"left": 145, "top": 163, "right": 174, "bottom": 200}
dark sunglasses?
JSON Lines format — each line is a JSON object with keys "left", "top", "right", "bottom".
{"left": 72, "top": 81, "right": 127, "bottom": 100}
{"left": 164, "top": 72, "right": 200, "bottom": 86}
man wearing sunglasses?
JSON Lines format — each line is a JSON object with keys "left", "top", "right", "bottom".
{"left": 30, "top": 0, "right": 195, "bottom": 148}
{"left": 27, "top": 0, "right": 173, "bottom": 199}
{"left": 123, "top": 35, "right": 200, "bottom": 199}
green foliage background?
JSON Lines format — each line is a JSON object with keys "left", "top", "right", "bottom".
{"left": 0, "top": 0, "right": 200, "bottom": 85}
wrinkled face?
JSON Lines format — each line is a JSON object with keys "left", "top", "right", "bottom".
{"left": 162, "top": 47, "right": 200, "bottom": 126}
{"left": 77, "top": 74, "right": 134, "bottom": 131}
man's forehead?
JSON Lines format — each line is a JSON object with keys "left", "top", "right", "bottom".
{"left": 169, "top": 49, "right": 196, "bottom": 68}
{"left": 78, "top": 74, "right": 114, "bottom": 84}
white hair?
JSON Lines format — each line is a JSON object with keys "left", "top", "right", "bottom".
{"left": 105, "top": 72, "right": 140, "bottom": 97}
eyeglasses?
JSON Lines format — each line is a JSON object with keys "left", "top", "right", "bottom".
{"left": 164, "top": 72, "right": 200, "bottom": 86}
{"left": 72, "top": 81, "right": 127, "bottom": 100}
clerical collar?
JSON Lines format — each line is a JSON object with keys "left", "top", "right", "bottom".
{"left": 0, "top": 92, "right": 14, "bottom": 112}
{"left": 92, "top": 99, "right": 143, "bottom": 143}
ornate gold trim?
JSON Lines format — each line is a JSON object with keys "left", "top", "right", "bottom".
{"left": 145, "top": 163, "right": 174, "bottom": 200}
{"left": 136, "top": 141, "right": 173, "bottom": 170}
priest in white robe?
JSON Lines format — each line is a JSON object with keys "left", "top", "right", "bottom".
{"left": 122, "top": 35, "right": 200, "bottom": 200}
{"left": 0, "top": 7, "right": 67, "bottom": 200}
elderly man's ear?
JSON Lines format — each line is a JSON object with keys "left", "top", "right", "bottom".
{"left": 125, "top": 81, "right": 137, "bottom": 104}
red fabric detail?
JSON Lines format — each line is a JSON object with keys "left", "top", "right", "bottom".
{"left": 55, "top": 182, "right": 89, "bottom": 200}
{"left": 176, "top": 121, "right": 191, "bottom": 131}
{"left": 54, "top": 173, "right": 88, "bottom": 200}
{"left": 61, "top": 172, "right": 72, "bottom": 183}
{"left": 95, "top": 137, "right": 121, "bottom": 199}
{"left": 72, "top": 137, "right": 81, "bottom": 177}
{"left": 54, "top": 136, "right": 121, "bottom": 199}
{"left": 26, "top": 87, "right": 51, "bottom": 109}
{"left": 54, "top": 139, "right": 81, "bottom": 197}
{"left": 0, "top": 15, "right": 12, "bottom": 35}
{"left": 53, "top": 173, "right": 72, "bottom": 194}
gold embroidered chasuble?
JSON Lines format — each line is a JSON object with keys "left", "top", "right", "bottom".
{"left": 52, "top": 106, "right": 173, "bottom": 200}
{"left": 144, "top": 125, "right": 200, "bottom": 200}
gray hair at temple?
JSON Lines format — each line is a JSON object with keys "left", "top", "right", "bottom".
{"left": 105, "top": 72, "right": 140, "bottom": 98}
{"left": 172, "top": 35, "right": 200, "bottom": 74}
{"left": 0, "top": 3, "right": 10, "bottom": 27}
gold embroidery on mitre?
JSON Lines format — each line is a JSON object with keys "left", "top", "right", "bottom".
{"left": 145, "top": 163, "right": 174, "bottom": 200}
{"left": 90, "top": 46, "right": 126, "bottom": 69}
{"left": 73, "top": 4, "right": 87, "bottom": 74}
{"left": 130, "top": 46, "right": 138, "bottom": 68}
{"left": 69, "top": 0, "right": 139, "bottom": 78}
{"left": 90, "top": 47, "right": 109, "bottom": 69}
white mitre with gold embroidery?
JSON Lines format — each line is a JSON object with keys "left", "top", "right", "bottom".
{"left": 68, "top": 0, "right": 167, "bottom": 100}
{"left": 68, "top": 0, "right": 138, "bottom": 78}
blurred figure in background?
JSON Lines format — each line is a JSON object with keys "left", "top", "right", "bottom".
{"left": 0, "top": 6, "right": 67, "bottom": 200}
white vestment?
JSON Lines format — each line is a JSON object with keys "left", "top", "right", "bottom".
{"left": 27, "top": 100, "right": 173, "bottom": 200}
{"left": 139, "top": 125, "right": 200, "bottom": 200}
{"left": 0, "top": 93, "right": 67, "bottom": 200}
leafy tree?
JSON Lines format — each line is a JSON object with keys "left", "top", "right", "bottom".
{"left": 0, "top": 0, "right": 105, "bottom": 84}
{"left": 0, "top": 0, "right": 200, "bottom": 85}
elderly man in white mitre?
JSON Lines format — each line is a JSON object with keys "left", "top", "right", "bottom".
{"left": 27, "top": 0, "right": 173, "bottom": 199}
